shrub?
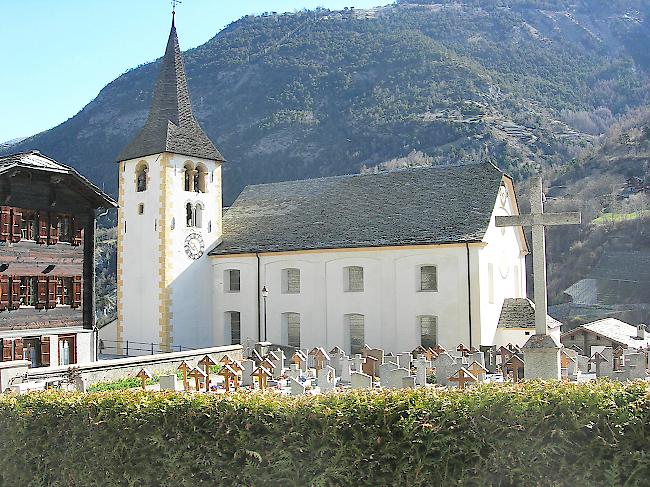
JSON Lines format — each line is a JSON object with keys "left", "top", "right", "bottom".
{"left": 0, "top": 381, "right": 648, "bottom": 486}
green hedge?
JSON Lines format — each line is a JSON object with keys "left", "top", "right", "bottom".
{"left": 0, "top": 381, "right": 648, "bottom": 486}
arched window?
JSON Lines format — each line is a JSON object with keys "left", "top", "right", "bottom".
{"left": 135, "top": 163, "right": 148, "bottom": 192}
{"left": 186, "top": 203, "right": 194, "bottom": 227}
{"left": 194, "top": 203, "right": 204, "bottom": 228}
{"left": 195, "top": 164, "right": 207, "bottom": 193}
{"left": 183, "top": 163, "right": 194, "bottom": 192}
{"left": 419, "top": 315, "right": 437, "bottom": 348}
{"left": 283, "top": 312, "right": 301, "bottom": 348}
{"left": 226, "top": 311, "right": 241, "bottom": 345}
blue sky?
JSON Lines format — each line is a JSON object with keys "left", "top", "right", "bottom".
{"left": 1, "top": 0, "right": 386, "bottom": 143}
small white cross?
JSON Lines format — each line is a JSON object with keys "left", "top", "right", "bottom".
{"left": 496, "top": 176, "right": 580, "bottom": 336}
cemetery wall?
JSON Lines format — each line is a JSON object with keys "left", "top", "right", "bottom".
{"left": 19, "top": 344, "right": 243, "bottom": 386}
{"left": 0, "top": 381, "right": 648, "bottom": 486}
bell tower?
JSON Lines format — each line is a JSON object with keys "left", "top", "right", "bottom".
{"left": 116, "top": 14, "right": 225, "bottom": 353}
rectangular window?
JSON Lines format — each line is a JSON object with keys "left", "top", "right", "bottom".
{"left": 286, "top": 312, "right": 300, "bottom": 348}
{"left": 420, "top": 315, "right": 437, "bottom": 349}
{"left": 420, "top": 265, "right": 437, "bottom": 291}
{"left": 346, "top": 266, "right": 364, "bottom": 292}
{"left": 348, "top": 314, "right": 365, "bottom": 355}
{"left": 226, "top": 270, "right": 240, "bottom": 292}
{"left": 283, "top": 268, "right": 300, "bottom": 294}
{"left": 229, "top": 311, "right": 241, "bottom": 345}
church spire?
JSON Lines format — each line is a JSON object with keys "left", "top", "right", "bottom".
{"left": 117, "top": 15, "right": 224, "bottom": 162}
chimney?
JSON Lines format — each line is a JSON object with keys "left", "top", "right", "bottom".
{"left": 637, "top": 324, "right": 646, "bottom": 340}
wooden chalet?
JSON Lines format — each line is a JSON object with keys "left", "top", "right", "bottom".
{"left": 0, "top": 151, "right": 115, "bottom": 368}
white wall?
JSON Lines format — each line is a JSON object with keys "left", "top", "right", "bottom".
{"left": 212, "top": 244, "right": 480, "bottom": 354}
{"left": 477, "top": 182, "right": 528, "bottom": 347}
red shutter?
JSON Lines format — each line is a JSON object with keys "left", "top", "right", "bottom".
{"left": 36, "top": 276, "right": 47, "bottom": 309}
{"left": 2, "top": 340, "right": 12, "bottom": 361}
{"left": 14, "top": 338, "right": 23, "bottom": 360}
{"left": 71, "top": 276, "right": 82, "bottom": 308}
{"left": 0, "top": 275, "right": 8, "bottom": 311}
{"left": 0, "top": 207, "right": 10, "bottom": 242}
{"left": 72, "top": 217, "right": 83, "bottom": 246}
{"left": 47, "top": 277, "right": 57, "bottom": 309}
{"left": 40, "top": 337, "right": 50, "bottom": 366}
{"left": 48, "top": 214, "right": 58, "bottom": 244}
{"left": 11, "top": 209, "right": 22, "bottom": 243}
{"left": 38, "top": 212, "right": 48, "bottom": 244}
{"left": 10, "top": 277, "right": 21, "bottom": 310}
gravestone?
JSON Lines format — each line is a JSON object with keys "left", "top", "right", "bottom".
{"left": 362, "top": 355, "right": 380, "bottom": 378}
{"left": 329, "top": 349, "right": 345, "bottom": 377}
{"left": 318, "top": 365, "right": 337, "bottom": 392}
{"left": 339, "top": 355, "right": 353, "bottom": 383}
{"left": 289, "top": 377, "right": 306, "bottom": 396}
{"left": 352, "top": 354, "right": 366, "bottom": 372}
{"left": 384, "top": 353, "right": 399, "bottom": 366}
{"left": 413, "top": 356, "right": 432, "bottom": 386}
{"left": 364, "top": 347, "right": 385, "bottom": 365}
{"left": 350, "top": 371, "right": 372, "bottom": 389}
{"left": 401, "top": 375, "right": 416, "bottom": 389}
{"left": 270, "top": 352, "right": 286, "bottom": 378}
{"left": 74, "top": 376, "right": 87, "bottom": 393}
{"left": 159, "top": 374, "right": 180, "bottom": 391}
{"left": 379, "top": 362, "right": 398, "bottom": 385}
{"left": 619, "top": 352, "right": 646, "bottom": 381}
{"left": 383, "top": 367, "right": 411, "bottom": 389}
{"left": 599, "top": 347, "right": 614, "bottom": 377}
{"left": 480, "top": 345, "right": 497, "bottom": 373}
{"left": 397, "top": 353, "right": 412, "bottom": 370}
{"left": 287, "top": 363, "right": 301, "bottom": 380}
{"left": 241, "top": 359, "right": 255, "bottom": 387}
{"left": 432, "top": 352, "right": 457, "bottom": 387}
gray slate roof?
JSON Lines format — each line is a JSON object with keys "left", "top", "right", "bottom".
{"left": 117, "top": 18, "right": 223, "bottom": 163}
{"left": 589, "top": 251, "right": 650, "bottom": 283}
{"left": 210, "top": 162, "right": 507, "bottom": 255}
{"left": 0, "top": 151, "right": 116, "bottom": 208}
{"left": 563, "top": 318, "right": 650, "bottom": 349}
{"left": 498, "top": 298, "right": 562, "bottom": 330}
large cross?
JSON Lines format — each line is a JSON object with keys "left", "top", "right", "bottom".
{"left": 496, "top": 176, "right": 580, "bottom": 336}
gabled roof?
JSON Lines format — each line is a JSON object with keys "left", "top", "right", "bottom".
{"left": 562, "top": 318, "right": 650, "bottom": 350}
{"left": 117, "top": 17, "right": 223, "bottom": 163}
{"left": 210, "top": 162, "right": 508, "bottom": 256}
{"left": 0, "top": 151, "right": 116, "bottom": 208}
{"left": 497, "top": 298, "right": 562, "bottom": 330}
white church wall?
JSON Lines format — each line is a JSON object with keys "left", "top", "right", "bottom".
{"left": 477, "top": 182, "right": 528, "bottom": 347}
{"left": 212, "top": 244, "right": 485, "bottom": 354}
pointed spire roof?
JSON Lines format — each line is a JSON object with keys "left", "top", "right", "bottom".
{"left": 117, "top": 17, "right": 224, "bottom": 162}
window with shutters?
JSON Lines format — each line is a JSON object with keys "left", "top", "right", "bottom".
{"left": 19, "top": 277, "right": 38, "bottom": 307}
{"left": 57, "top": 215, "right": 72, "bottom": 243}
{"left": 285, "top": 312, "right": 300, "bottom": 348}
{"left": 345, "top": 266, "right": 364, "bottom": 292}
{"left": 2, "top": 339, "right": 13, "bottom": 362}
{"left": 346, "top": 314, "right": 365, "bottom": 355}
{"left": 419, "top": 315, "right": 438, "bottom": 349}
{"left": 36, "top": 276, "right": 47, "bottom": 309}
{"left": 10, "top": 277, "right": 21, "bottom": 310}
{"left": 0, "top": 206, "right": 10, "bottom": 242}
{"left": 227, "top": 311, "right": 241, "bottom": 345}
{"left": 10, "top": 208, "right": 22, "bottom": 243}
{"left": 37, "top": 212, "right": 48, "bottom": 244}
{"left": 20, "top": 210, "right": 38, "bottom": 241}
{"left": 40, "top": 336, "right": 51, "bottom": 367}
{"left": 282, "top": 268, "right": 300, "bottom": 294}
{"left": 46, "top": 277, "right": 57, "bottom": 309}
{"left": 48, "top": 213, "right": 59, "bottom": 244}
{"left": 225, "top": 269, "right": 240, "bottom": 292}
{"left": 71, "top": 276, "right": 82, "bottom": 308}
{"left": 0, "top": 276, "right": 8, "bottom": 311}
{"left": 420, "top": 265, "right": 438, "bottom": 292}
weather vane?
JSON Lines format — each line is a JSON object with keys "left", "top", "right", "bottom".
{"left": 172, "top": 0, "right": 182, "bottom": 16}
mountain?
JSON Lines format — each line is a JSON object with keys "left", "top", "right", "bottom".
{"left": 4, "top": 0, "right": 650, "bottom": 205}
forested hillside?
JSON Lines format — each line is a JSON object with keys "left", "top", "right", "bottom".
{"left": 2, "top": 1, "right": 649, "bottom": 322}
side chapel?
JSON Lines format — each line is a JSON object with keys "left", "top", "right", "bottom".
{"left": 117, "top": 16, "right": 545, "bottom": 355}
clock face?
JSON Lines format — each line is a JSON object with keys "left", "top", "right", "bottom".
{"left": 184, "top": 233, "right": 204, "bottom": 260}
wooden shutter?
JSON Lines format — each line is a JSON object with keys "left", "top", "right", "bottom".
{"left": 0, "top": 207, "right": 10, "bottom": 241}
{"left": 48, "top": 213, "right": 58, "bottom": 244}
{"left": 38, "top": 212, "right": 48, "bottom": 244}
{"left": 72, "top": 217, "right": 83, "bottom": 246}
{"left": 0, "top": 275, "right": 8, "bottom": 311}
{"left": 47, "top": 277, "right": 57, "bottom": 309}
{"left": 40, "top": 337, "right": 50, "bottom": 366}
{"left": 13, "top": 338, "right": 23, "bottom": 360}
{"left": 71, "top": 276, "right": 82, "bottom": 308}
{"left": 10, "top": 209, "right": 22, "bottom": 243}
{"left": 36, "top": 276, "right": 47, "bottom": 309}
{"left": 2, "top": 340, "right": 12, "bottom": 361}
{"left": 10, "top": 277, "right": 21, "bottom": 310}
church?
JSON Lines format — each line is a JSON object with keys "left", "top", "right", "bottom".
{"left": 116, "top": 17, "right": 537, "bottom": 356}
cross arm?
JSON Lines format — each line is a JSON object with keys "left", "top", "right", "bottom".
{"left": 495, "top": 212, "right": 581, "bottom": 228}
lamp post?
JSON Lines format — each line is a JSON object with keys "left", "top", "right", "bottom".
{"left": 261, "top": 285, "right": 269, "bottom": 342}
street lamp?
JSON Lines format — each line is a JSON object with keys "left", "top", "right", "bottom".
{"left": 261, "top": 286, "right": 269, "bottom": 342}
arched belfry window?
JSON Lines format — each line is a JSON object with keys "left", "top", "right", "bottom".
{"left": 194, "top": 164, "right": 207, "bottom": 193}
{"left": 135, "top": 162, "right": 148, "bottom": 192}
{"left": 186, "top": 203, "right": 194, "bottom": 227}
{"left": 194, "top": 203, "right": 204, "bottom": 228}
{"left": 183, "top": 163, "right": 194, "bottom": 192}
